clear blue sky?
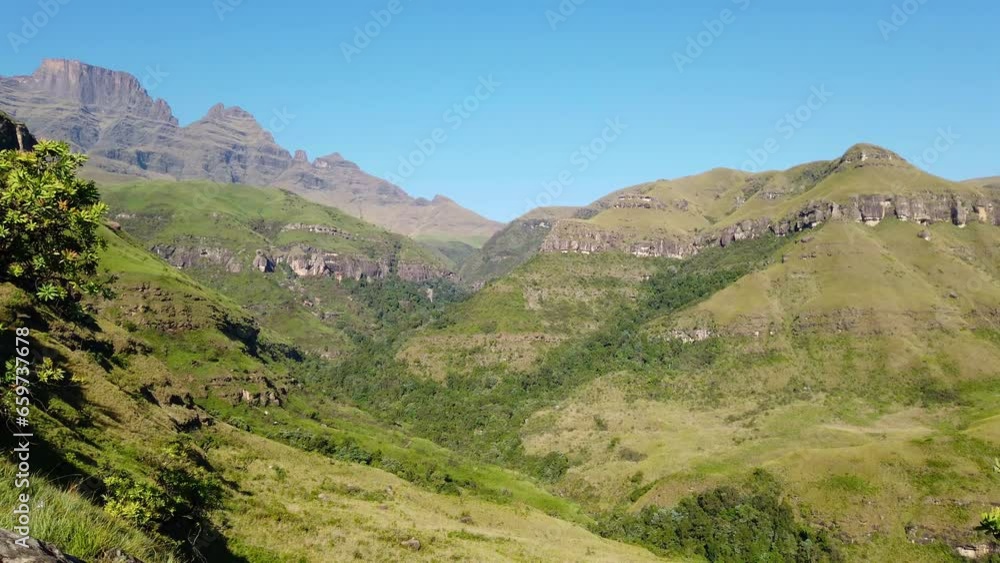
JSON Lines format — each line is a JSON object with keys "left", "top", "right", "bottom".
{"left": 3, "top": 0, "right": 998, "bottom": 221}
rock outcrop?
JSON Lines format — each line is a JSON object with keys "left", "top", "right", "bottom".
{"left": 150, "top": 243, "right": 453, "bottom": 283}
{"left": 542, "top": 194, "right": 1000, "bottom": 259}
{"left": 0, "top": 112, "right": 37, "bottom": 151}
{"left": 0, "top": 529, "right": 87, "bottom": 562}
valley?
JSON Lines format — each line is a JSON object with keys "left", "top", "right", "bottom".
{"left": 1, "top": 48, "right": 998, "bottom": 563}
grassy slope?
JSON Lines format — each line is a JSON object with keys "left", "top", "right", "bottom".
{"left": 100, "top": 181, "right": 458, "bottom": 356}
{"left": 517, "top": 220, "right": 1000, "bottom": 559}
{"left": 1, "top": 227, "right": 656, "bottom": 562}
{"left": 400, "top": 252, "right": 658, "bottom": 380}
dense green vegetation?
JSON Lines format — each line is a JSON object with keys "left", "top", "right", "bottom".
{"left": 0, "top": 141, "right": 112, "bottom": 304}
{"left": 592, "top": 470, "right": 840, "bottom": 562}
{"left": 317, "top": 234, "right": 791, "bottom": 477}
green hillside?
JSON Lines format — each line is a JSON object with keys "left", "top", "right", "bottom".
{"left": 458, "top": 206, "right": 584, "bottom": 287}
{"left": 0, "top": 220, "right": 660, "bottom": 563}
{"left": 4, "top": 125, "right": 997, "bottom": 562}
{"left": 100, "top": 181, "right": 463, "bottom": 357}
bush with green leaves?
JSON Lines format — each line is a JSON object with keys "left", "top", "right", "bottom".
{"left": 102, "top": 440, "right": 223, "bottom": 547}
{"left": 980, "top": 507, "right": 1000, "bottom": 540}
{"left": 592, "top": 470, "right": 840, "bottom": 562}
{"left": 0, "top": 141, "right": 111, "bottom": 303}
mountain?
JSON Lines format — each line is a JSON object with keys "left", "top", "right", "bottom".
{"left": 0, "top": 59, "right": 502, "bottom": 245}
{"left": 346, "top": 143, "right": 1000, "bottom": 560}
{"left": 458, "top": 206, "right": 585, "bottom": 288}
{"left": 540, "top": 143, "right": 998, "bottom": 258}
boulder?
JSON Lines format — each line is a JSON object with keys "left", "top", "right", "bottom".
{"left": 0, "top": 529, "right": 86, "bottom": 562}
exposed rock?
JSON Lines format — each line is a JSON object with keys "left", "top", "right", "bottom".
{"left": 151, "top": 245, "right": 243, "bottom": 273}
{"left": 918, "top": 230, "right": 931, "bottom": 241}
{"left": 0, "top": 529, "right": 86, "bottom": 562}
{"left": 955, "top": 543, "right": 998, "bottom": 560}
{"left": 280, "top": 223, "right": 355, "bottom": 240}
{"left": 614, "top": 194, "right": 665, "bottom": 210}
{"left": 252, "top": 250, "right": 275, "bottom": 273}
{"left": 400, "top": 538, "right": 421, "bottom": 551}
{"left": 0, "top": 111, "right": 37, "bottom": 151}
{"left": 541, "top": 193, "right": 1000, "bottom": 259}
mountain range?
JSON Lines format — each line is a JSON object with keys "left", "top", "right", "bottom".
{"left": 2, "top": 69, "right": 999, "bottom": 562}
{"left": 0, "top": 59, "right": 501, "bottom": 246}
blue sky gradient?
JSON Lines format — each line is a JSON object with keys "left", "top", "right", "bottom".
{"left": 3, "top": 0, "right": 998, "bottom": 221}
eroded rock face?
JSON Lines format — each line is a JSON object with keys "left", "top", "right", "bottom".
{"left": 541, "top": 194, "right": 1000, "bottom": 259}
{"left": 152, "top": 243, "right": 453, "bottom": 283}
{"left": 152, "top": 245, "right": 243, "bottom": 274}
{"left": 0, "top": 112, "right": 37, "bottom": 151}
{"left": 252, "top": 250, "right": 275, "bottom": 273}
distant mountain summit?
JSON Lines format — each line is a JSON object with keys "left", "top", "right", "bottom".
{"left": 0, "top": 59, "right": 501, "bottom": 245}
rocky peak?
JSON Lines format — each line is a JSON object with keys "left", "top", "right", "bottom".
{"left": 314, "top": 152, "right": 360, "bottom": 170}
{"left": 294, "top": 149, "right": 309, "bottom": 163}
{"left": 195, "top": 103, "right": 277, "bottom": 143}
{"left": 29, "top": 58, "right": 176, "bottom": 124}
{"left": 834, "top": 143, "right": 909, "bottom": 171}
{"left": 204, "top": 102, "right": 255, "bottom": 122}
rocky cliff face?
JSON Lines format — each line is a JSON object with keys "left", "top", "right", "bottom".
{"left": 542, "top": 193, "right": 1000, "bottom": 259}
{"left": 151, "top": 242, "right": 454, "bottom": 283}
{"left": 0, "top": 59, "right": 501, "bottom": 243}
{"left": 0, "top": 111, "right": 37, "bottom": 151}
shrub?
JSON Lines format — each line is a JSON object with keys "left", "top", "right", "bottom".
{"left": 592, "top": 470, "right": 840, "bottom": 562}
{"left": 980, "top": 507, "right": 1000, "bottom": 540}
{"left": 0, "top": 141, "right": 112, "bottom": 303}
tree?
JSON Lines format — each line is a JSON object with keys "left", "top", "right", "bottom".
{"left": 0, "top": 141, "right": 111, "bottom": 303}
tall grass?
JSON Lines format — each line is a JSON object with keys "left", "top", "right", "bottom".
{"left": 0, "top": 462, "right": 174, "bottom": 562}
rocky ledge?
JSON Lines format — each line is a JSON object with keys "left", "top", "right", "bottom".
{"left": 542, "top": 193, "right": 1000, "bottom": 259}
{"left": 152, "top": 244, "right": 453, "bottom": 283}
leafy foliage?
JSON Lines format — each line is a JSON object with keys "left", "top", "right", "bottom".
{"left": 980, "top": 507, "right": 1000, "bottom": 540}
{"left": 317, "top": 235, "right": 789, "bottom": 479}
{"left": 102, "top": 440, "right": 223, "bottom": 549}
{"left": 592, "top": 470, "right": 840, "bottom": 562}
{"left": 0, "top": 141, "right": 111, "bottom": 303}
